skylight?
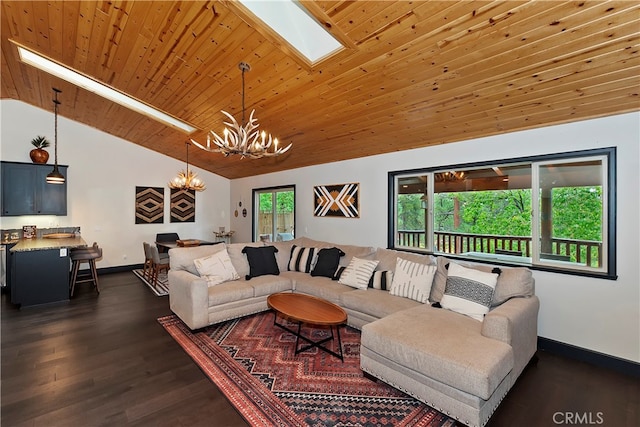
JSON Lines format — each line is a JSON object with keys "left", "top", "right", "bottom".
{"left": 16, "top": 45, "right": 196, "bottom": 134}
{"left": 239, "top": 0, "right": 343, "bottom": 63}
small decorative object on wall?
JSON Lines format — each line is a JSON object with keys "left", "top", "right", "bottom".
{"left": 314, "top": 183, "right": 360, "bottom": 218}
{"left": 135, "top": 186, "right": 164, "bottom": 224}
{"left": 170, "top": 188, "right": 196, "bottom": 223}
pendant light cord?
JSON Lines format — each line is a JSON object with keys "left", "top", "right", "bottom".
{"left": 241, "top": 65, "right": 246, "bottom": 127}
{"left": 53, "top": 88, "right": 61, "bottom": 166}
{"left": 186, "top": 142, "right": 190, "bottom": 175}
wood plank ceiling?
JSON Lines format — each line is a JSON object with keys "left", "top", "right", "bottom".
{"left": 1, "top": 1, "right": 639, "bottom": 179}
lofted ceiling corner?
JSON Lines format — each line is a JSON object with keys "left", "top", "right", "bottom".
{"left": 1, "top": 0, "right": 639, "bottom": 180}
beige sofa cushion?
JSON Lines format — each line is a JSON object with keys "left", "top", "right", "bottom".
{"left": 292, "top": 274, "right": 354, "bottom": 305}
{"left": 341, "top": 288, "right": 422, "bottom": 319}
{"left": 269, "top": 238, "right": 305, "bottom": 271}
{"left": 227, "top": 242, "right": 264, "bottom": 278}
{"left": 247, "top": 274, "right": 294, "bottom": 297}
{"left": 361, "top": 304, "right": 513, "bottom": 400}
{"left": 169, "top": 244, "right": 226, "bottom": 275}
{"left": 208, "top": 280, "right": 254, "bottom": 306}
{"left": 375, "top": 248, "right": 435, "bottom": 272}
{"left": 298, "top": 237, "right": 376, "bottom": 266}
{"left": 431, "top": 256, "right": 534, "bottom": 306}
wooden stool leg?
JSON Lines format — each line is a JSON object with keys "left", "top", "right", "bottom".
{"left": 70, "top": 260, "right": 80, "bottom": 297}
{"left": 90, "top": 259, "right": 100, "bottom": 294}
{"left": 151, "top": 265, "right": 158, "bottom": 288}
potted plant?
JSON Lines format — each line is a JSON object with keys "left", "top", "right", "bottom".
{"left": 29, "top": 135, "right": 50, "bottom": 164}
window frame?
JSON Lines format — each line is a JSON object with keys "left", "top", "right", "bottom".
{"left": 252, "top": 184, "right": 296, "bottom": 243}
{"left": 388, "top": 147, "right": 617, "bottom": 279}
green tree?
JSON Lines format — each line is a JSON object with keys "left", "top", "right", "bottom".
{"left": 551, "top": 186, "right": 602, "bottom": 241}
{"left": 259, "top": 190, "right": 294, "bottom": 213}
{"left": 434, "top": 190, "right": 531, "bottom": 236}
{"left": 397, "top": 194, "right": 424, "bottom": 230}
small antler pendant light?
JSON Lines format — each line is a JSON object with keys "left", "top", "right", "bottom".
{"left": 168, "top": 142, "right": 206, "bottom": 191}
{"left": 46, "top": 87, "right": 65, "bottom": 184}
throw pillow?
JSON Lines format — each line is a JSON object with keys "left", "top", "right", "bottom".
{"left": 388, "top": 258, "right": 436, "bottom": 303}
{"left": 368, "top": 270, "right": 393, "bottom": 291}
{"left": 440, "top": 262, "right": 499, "bottom": 321}
{"left": 431, "top": 256, "right": 534, "bottom": 306}
{"left": 338, "top": 257, "right": 379, "bottom": 289}
{"left": 242, "top": 246, "right": 280, "bottom": 280}
{"left": 310, "top": 247, "right": 345, "bottom": 278}
{"left": 193, "top": 249, "right": 239, "bottom": 286}
{"left": 288, "top": 245, "right": 318, "bottom": 273}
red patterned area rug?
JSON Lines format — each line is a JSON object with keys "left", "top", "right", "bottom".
{"left": 158, "top": 312, "right": 458, "bottom": 427}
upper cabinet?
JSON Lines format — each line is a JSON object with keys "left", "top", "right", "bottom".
{"left": 1, "top": 161, "right": 68, "bottom": 216}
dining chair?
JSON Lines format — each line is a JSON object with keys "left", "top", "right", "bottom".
{"left": 142, "top": 242, "right": 154, "bottom": 280}
{"left": 156, "top": 233, "right": 180, "bottom": 253}
{"left": 149, "top": 244, "right": 170, "bottom": 288}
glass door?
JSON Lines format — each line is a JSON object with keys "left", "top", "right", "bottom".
{"left": 253, "top": 185, "right": 295, "bottom": 243}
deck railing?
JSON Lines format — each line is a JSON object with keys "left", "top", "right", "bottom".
{"left": 397, "top": 230, "right": 602, "bottom": 268}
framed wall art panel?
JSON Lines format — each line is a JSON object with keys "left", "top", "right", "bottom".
{"left": 170, "top": 188, "right": 196, "bottom": 223}
{"left": 313, "top": 183, "right": 359, "bottom": 218}
{"left": 135, "top": 186, "right": 164, "bottom": 224}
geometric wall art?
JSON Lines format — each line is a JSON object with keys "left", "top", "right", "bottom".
{"left": 135, "top": 186, "right": 164, "bottom": 224}
{"left": 170, "top": 188, "right": 196, "bottom": 223}
{"left": 313, "top": 182, "right": 359, "bottom": 218}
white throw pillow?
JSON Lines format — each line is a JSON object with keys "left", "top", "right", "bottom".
{"left": 193, "top": 249, "right": 239, "bottom": 286}
{"left": 389, "top": 258, "right": 436, "bottom": 303}
{"left": 440, "top": 262, "right": 498, "bottom": 321}
{"left": 338, "top": 257, "right": 379, "bottom": 289}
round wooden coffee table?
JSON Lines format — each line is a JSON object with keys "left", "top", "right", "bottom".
{"left": 267, "top": 292, "right": 347, "bottom": 361}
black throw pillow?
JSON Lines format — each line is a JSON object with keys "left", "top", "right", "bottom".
{"left": 310, "top": 247, "right": 345, "bottom": 278}
{"left": 242, "top": 246, "right": 280, "bottom": 280}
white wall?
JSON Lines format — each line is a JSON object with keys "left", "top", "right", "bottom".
{"left": 0, "top": 100, "right": 231, "bottom": 269}
{"left": 230, "top": 112, "right": 640, "bottom": 363}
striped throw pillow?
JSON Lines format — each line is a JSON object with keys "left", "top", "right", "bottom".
{"left": 440, "top": 262, "right": 498, "bottom": 321}
{"left": 368, "top": 270, "right": 393, "bottom": 290}
{"left": 288, "top": 245, "right": 317, "bottom": 273}
{"left": 389, "top": 258, "right": 436, "bottom": 303}
{"left": 338, "top": 257, "right": 379, "bottom": 289}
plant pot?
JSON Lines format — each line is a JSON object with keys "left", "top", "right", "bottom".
{"left": 30, "top": 148, "right": 49, "bottom": 164}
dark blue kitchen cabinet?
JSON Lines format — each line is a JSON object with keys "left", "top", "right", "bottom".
{"left": 1, "top": 161, "right": 67, "bottom": 216}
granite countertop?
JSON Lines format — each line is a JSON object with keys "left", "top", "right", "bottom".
{"left": 10, "top": 236, "right": 87, "bottom": 252}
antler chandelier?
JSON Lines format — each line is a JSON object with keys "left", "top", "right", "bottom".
{"left": 191, "top": 62, "right": 292, "bottom": 159}
{"left": 169, "top": 142, "right": 206, "bottom": 192}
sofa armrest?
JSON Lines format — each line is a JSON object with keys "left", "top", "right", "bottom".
{"left": 482, "top": 295, "right": 540, "bottom": 381}
{"left": 168, "top": 270, "right": 209, "bottom": 330}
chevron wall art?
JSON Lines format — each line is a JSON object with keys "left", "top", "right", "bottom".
{"left": 135, "top": 186, "right": 164, "bottom": 224}
{"left": 170, "top": 188, "right": 196, "bottom": 223}
{"left": 313, "top": 183, "right": 359, "bottom": 218}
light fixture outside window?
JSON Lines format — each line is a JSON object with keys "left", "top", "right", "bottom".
{"left": 16, "top": 44, "right": 196, "bottom": 134}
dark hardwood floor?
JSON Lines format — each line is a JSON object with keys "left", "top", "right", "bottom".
{"left": 1, "top": 272, "right": 638, "bottom": 426}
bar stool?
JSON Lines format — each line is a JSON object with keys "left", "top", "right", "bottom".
{"left": 70, "top": 242, "right": 102, "bottom": 297}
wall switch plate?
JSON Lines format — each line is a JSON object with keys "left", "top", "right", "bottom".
{"left": 60, "top": 248, "right": 67, "bottom": 257}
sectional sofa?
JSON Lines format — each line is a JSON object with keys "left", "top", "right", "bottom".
{"left": 167, "top": 236, "right": 539, "bottom": 427}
